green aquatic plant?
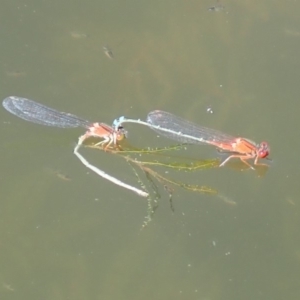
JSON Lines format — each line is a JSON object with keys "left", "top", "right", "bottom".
{"left": 87, "top": 142, "right": 219, "bottom": 226}
{"left": 88, "top": 142, "right": 218, "bottom": 194}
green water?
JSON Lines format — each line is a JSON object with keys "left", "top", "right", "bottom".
{"left": 0, "top": 0, "right": 300, "bottom": 299}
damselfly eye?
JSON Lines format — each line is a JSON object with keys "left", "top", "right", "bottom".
{"left": 258, "top": 142, "right": 270, "bottom": 158}
{"left": 116, "top": 126, "right": 127, "bottom": 141}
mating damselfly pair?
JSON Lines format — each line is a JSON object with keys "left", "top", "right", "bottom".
{"left": 2, "top": 96, "right": 270, "bottom": 197}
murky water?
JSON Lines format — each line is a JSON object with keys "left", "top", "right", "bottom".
{"left": 1, "top": 0, "right": 300, "bottom": 299}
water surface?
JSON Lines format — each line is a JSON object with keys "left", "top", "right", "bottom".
{"left": 1, "top": 1, "right": 300, "bottom": 299}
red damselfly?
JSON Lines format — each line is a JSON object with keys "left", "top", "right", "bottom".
{"left": 113, "top": 111, "right": 270, "bottom": 169}
{"left": 3, "top": 96, "right": 148, "bottom": 197}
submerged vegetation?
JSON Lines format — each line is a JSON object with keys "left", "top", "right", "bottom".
{"left": 86, "top": 142, "right": 219, "bottom": 227}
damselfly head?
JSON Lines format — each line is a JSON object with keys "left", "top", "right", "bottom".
{"left": 257, "top": 142, "right": 270, "bottom": 158}
{"left": 112, "top": 116, "right": 125, "bottom": 129}
{"left": 116, "top": 126, "right": 127, "bottom": 141}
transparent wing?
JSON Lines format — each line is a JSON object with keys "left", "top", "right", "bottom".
{"left": 147, "top": 110, "right": 235, "bottom": 144}
{"left": 2, "top": 96, "right": 91, "bottom": 128}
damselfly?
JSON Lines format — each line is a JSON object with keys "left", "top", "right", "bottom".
{"left": 113, "top": 111, "right": 270, "bottom": 169}
{"left": 3, "top": 96, "right": 148, "bottom": 197}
